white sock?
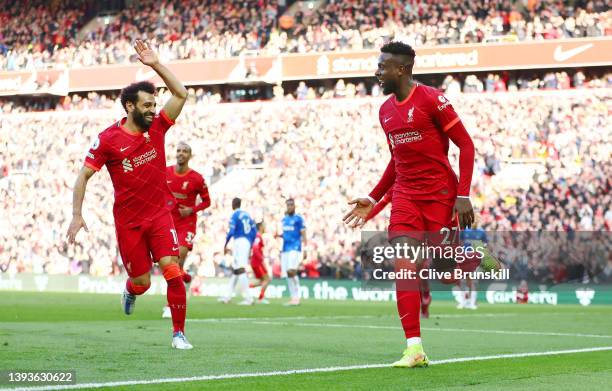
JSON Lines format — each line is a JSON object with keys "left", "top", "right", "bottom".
{"left": 292, "top": 276, "right": 300, "bottom": 300}
{"left": 470, "top": 290, "right": 478, "bottom": 306}
{"left": 227, "top": 274, "right": 237, "bottom": 297}
{"left": 407, "top": 337, "right": 422, "bottom": 347}
{"left": 286, "top": 277, "right": 294, "bottom": 298}
{"left": 238, "top": 274, "right": 251, "bottom": 300}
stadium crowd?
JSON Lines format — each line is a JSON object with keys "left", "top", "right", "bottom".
{"left": 1, "top": 88, "right": 610, "bottom": 282}
{"left": 1, "top": 0, "right": 610, "bottom": 70}
{"left": 2, "top": 70, "right": 610, "bottom": 113}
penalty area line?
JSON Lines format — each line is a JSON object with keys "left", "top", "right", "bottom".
{"left": 3, "top": 346, "right": 612, "bottom": 391}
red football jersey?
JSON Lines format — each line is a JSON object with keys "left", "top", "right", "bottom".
{"left": 373, "top": 84, "right": 462, "bottom": 201}
{"left": 166, "top": 165, "right": 210, "bottom": 225}
{"left": 250, "top": 232, "right": 264, "bottom": 265}
{"left": 84, "top": 111, "right": 175, "bottom": 228}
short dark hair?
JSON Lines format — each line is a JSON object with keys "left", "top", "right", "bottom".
{"left": 286, "top": 198, "right": 295, "bottom": 204}
{"left": 380, "top": 41, "right": 416, "bottom": 59}
{"left": 232, "top": 197, "right": 242, "bottom": 209}
{"left": 120, "top": 81, "right": 156, "bottom": 112}
{"left": 256, "top": 222, "right": 263, "bottom": 230}
{"left": 177, "top": 141, "right": 192, "bottom": 153}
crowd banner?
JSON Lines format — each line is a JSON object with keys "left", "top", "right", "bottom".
{"left": 0, "top": 37, "right": 610, "bottom": 95}
{"left": 1, "top": 273, "right": 610, "bottom": 306}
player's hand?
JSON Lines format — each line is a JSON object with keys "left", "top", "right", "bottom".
{"left": 343, "top": 198, "right": 374, "bottom": 229}
{"left": 179, "top": 206, "right": 193, "bottom": 217}
{"left": 67, "top": 215, "right": 88, "bottom": 244}
{"left": 134, "top": 39, "right": 159, "bottom": 67}
{"left": 453, "top": 197, "right": 475, "bottom": 229}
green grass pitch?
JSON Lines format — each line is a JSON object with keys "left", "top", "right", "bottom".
{"left": 1, "top": 292, "right": 611, "bottom": 390}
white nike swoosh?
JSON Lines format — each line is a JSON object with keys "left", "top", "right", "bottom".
{"left": 384, "top": 117, "right": 392, "bottom": 123}
{"left": 553, "top": 44, "right": 593, "bottom": 62}
{"left": 167, "top": 180, "right": 172, "bottom": 183}
{"left": 172, "top": 247, "right": 179, "bottom": 251}
{"left": 135, "top": 68, "right": 157, "bottom": 82}
{"left": 120, "top": 147, "right": 129, "bottom": 152}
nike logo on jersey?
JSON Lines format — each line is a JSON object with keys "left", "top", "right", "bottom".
{"left": 383, "top": 117, "right": 392, "bottom": 124}
{"left": 553, "top": 44, "right": 593, "bottom": 62}
{"left": 172, "top": 247, "right": 179, "bottom": 251}
{"left": 120, "top": 146, "right": 130, "bottom": 152}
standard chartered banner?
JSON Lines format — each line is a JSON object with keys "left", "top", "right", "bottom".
{"left": 1, "top": 273, "right": 610, "bottom": 306}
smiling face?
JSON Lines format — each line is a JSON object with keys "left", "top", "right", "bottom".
{"left": 176, "top": 143, "right": 192, "bottom": 165}
{"left": 374, "top": 52, "right": 411, "bottom": 96}
{"left": 127, "top": 91, "right": 156, "bottom": 130}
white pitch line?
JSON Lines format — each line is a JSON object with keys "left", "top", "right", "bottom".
{"left": 4, "top": 346, "right": 612, "bottom": 391}
{"left": 187, "top": 313, "right": 516, "bottom": 323}
{"left": 192, "top": 319, "right": 612, "bottom": 339}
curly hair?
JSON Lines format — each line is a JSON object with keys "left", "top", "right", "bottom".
{"left": 120, "top": 81, "right": 156, "bottom": 112}
{"left": 380, "top": 41, "right": 416, "bottom": 59}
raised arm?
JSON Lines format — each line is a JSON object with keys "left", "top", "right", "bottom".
{"left": 134, "top": 39, "right": 187, "bottom": 121}
{"left": 67, "top": 166, "right": 96, "bottom": 243}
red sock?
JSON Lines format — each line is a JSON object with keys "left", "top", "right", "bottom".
{"left": 259, "top": 284, "right": 268, "bottom": 300}
{"left": 167, "top": 275, "right": 186, "bottom": 333}
{"left": 397, "top": 289, "right": 421, "bottom": 338}
{"left": 395, "top": 259, "right": 421, "bottom": 338}
{"left": 126, "top": 279, "right": 150, "bottom": 295}
{"left": 182, "top": 272, "right": 192, "bottom": 284}
{"left": 419, "top": 278, "right": 431, "bottom": 301}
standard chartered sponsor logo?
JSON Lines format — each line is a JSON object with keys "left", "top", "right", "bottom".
{"left": 122, "top": 158, "right": 133, "bottom": 173}
{"left": 132, "top": 148, "right": 157, "bottom": 167}
{"left": 392, "top": 130, "right": 423, "bottom": 145}
{"left": 122, "top": 148, "right": 157, "bottom": 172}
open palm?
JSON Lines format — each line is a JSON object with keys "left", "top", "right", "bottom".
{"left": 134, "top": 39, "right": 159, "bottom": 67}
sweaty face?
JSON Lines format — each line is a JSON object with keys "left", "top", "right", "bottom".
{"left": 176, "top": 145, "right": 192, "bottom": 165}
{"left": 130, "top": 91, "right": 156, "bottom": 130}
{"left": 375, "top": 53, "right": 401, "bottom": 95}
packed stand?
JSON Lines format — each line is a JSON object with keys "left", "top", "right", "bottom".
{"left": 2, "top": 70, "right": 611, "bottom": 114}
{"left": 270, "top": 0, "right": 611, "bottom": 53}
{"left": 1, "top": 0, "right": 611, "bottom": 70}
{"left": 1, "top": 89, "right": 610, "bottom": 283}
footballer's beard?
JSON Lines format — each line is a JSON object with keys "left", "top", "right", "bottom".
{"left": 381, "top": 79, "right": 398, "bottom": 96}
{"left": 133, "top": 109, "right": 152, "bottom": 131}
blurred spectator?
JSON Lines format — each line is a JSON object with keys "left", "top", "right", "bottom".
{"left": 1, "top": 0, "right": 610, "bottom": 70}
{"left": 0, "top": 87, "right": 609, "bottom": 282}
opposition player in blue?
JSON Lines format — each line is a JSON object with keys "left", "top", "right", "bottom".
{"left": 457, "top": 222, "right": 488, "bottom": 309}
{"left": 220, "top": 197, "right": 257, "bottom": 305}
{"left": 280, "top": 198, "right": 306, "bottom": 306}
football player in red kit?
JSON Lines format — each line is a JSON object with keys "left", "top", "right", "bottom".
{"left": 162, "top": 141, "right": 211, "bottom": 318}
{"left": 344, "top": 41, "right": 500, "bottom": 367}
{"left": 365, "top": 190, "right": 432, "bottom": 319}
{"left": 67, "top": 40, "right": 192, "bottom": 349}
{"left": 250, "top": 222, "right": 270, "bottom": 304}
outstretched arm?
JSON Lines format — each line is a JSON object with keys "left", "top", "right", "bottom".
{"left": 343, "top": 156, "right": 395, "bottom": 229}
{"left": 67, "top": 166, "right": 96, "bottom": 243}
{"left": 134, "top": 40, "right": 187, "bottom": 121}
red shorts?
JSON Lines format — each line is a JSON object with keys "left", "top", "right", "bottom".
{"left": 174, "top": 219, "right": 196, "bottom": 250}
{"left": 388, "top": 197, "right": 458, "bottom": 241}
{"left": 250, "top": 260, "right": 268, "bottom": 279}
{"left": 115, "top": 212, "right": 179, "bottom": 278}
